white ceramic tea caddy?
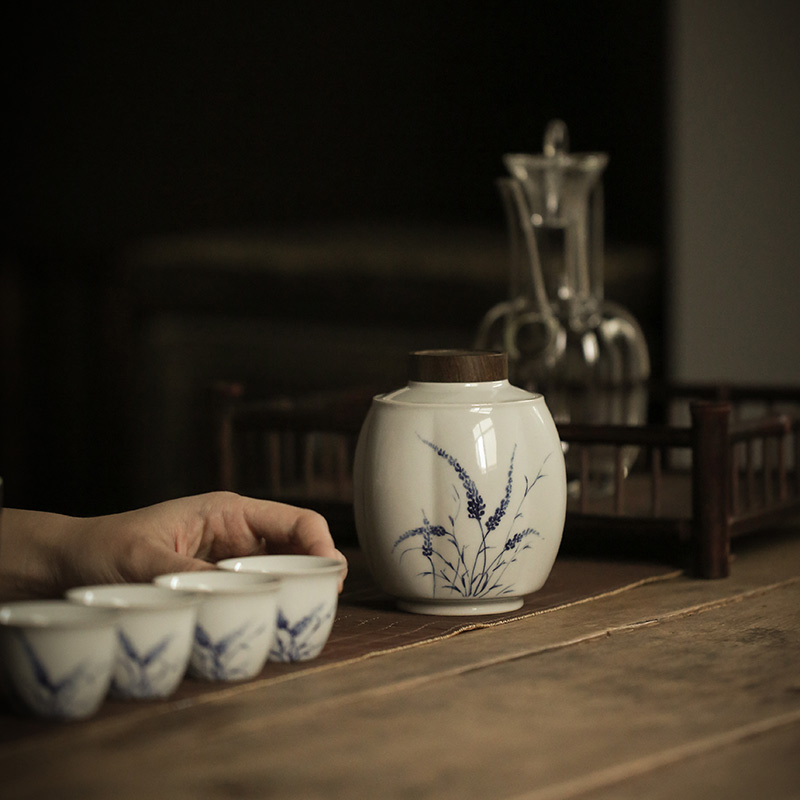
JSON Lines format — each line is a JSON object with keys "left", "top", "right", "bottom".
{"left": 154, "top": 571, "right": 280, "bottom": 681}
{"left": 353, "top": 350, "right": 567, "bottom": 615}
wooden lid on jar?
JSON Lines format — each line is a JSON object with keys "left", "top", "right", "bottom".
{"left": 409, "top": 350, "right": 508, "bottom": 383}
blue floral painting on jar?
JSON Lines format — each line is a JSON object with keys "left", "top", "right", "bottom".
{"left": 393, "top": 435, "right": 552, "bottom": 599}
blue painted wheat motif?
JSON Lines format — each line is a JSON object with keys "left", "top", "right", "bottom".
{"left": 16, "top": 631, "right": 105, "bottom": 717}
{"left": 192, "top": 619, "right": 267, "bottom": 679}
{"left": 116, "top": 630, "right": 179, "bottom": 696}
{"left": 393, "top": 436, "right": 551, "bottom": 599}
{"left": 270, "top": 604, "right": 332, "bottom": 662}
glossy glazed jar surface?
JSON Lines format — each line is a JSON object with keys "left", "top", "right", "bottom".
{"left": 353, "top": 350, "right": 567, "bottom": 615}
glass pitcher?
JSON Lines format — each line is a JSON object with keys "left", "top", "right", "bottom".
{"left": 476, "top": 120, "right": 651, "bottom": 495}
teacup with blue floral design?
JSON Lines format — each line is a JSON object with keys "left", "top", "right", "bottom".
{"left": 218, "top": 555, "right": 345, "bottom": 662}
{"left": 154, "top": 570, "right": 280, "bottom": 681}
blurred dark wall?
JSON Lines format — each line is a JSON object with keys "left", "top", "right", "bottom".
{"left": 2, "top": 1, "right": 667, "bottom": 514}
{"left": 7, "top": 0, "right": 665, "bottom": 247}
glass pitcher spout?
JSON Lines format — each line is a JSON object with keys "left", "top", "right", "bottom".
{"left": 504, "top": 119, "right": 609, "bottom": 320}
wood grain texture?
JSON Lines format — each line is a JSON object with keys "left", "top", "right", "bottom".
{"left": 2, "top": 534, "right": 798, "bottom": 800}
{"left": 0, "top": 554, "right": 679, "bottom": 745}
{"left": 575, "top": 722, "right": 800, "bottom": 800}
{"left": 408, "top": 349, "right": 507, "bottom": 383}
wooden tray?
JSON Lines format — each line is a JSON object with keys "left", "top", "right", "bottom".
{"left": 213, "top": 382, "right": 800, "bottom": 579}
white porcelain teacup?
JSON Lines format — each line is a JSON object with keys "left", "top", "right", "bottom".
{"left": 66, "top": 584, "right": 198, "bottom": 699}
{"left": 0, "top": 600, "right": 117, "bottom": 720}
{"left": 217, "top": 555, "right": 345, "bottom": 662}
{"left": 154, "top": 570, "right": 280, "bottom": 681}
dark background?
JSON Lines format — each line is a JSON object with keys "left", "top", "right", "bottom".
{"left": 2, "top": 1, "right": 667, "bottom": 515}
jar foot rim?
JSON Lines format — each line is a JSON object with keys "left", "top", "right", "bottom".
{"left": 395, "top": 597, "right": 524, "bottom": 616}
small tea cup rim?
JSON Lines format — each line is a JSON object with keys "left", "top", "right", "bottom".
{"left": 217, "top": 554, "right": 346, "bottom": 578}
{"left": 154, "top": 570, "right": 281, "bottom": 595}
{"left": 0, "top": 599, "right": 118, "bottom": 629}
{"left": 65, "top": 583, "right": 200, "bottom": 611}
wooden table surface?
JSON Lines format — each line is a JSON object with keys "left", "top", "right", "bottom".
{"left": 2, "top": 531, "right": 799, "bottom": 800}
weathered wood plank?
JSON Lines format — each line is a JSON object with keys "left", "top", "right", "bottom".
{"left": 2, "top": 534, "right": 799, "bottom": 800}
{"left": 207, "top": 584, "right": 798, "bottom": 800}
{"left": 520, "top": 717, "right": 800, "bottom": 800}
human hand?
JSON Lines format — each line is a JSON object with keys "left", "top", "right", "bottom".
{"left": 0, "top": 492, "right": 347, "bottom": 600}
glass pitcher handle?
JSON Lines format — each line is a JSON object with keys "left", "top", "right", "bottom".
{"left": 504, "top": 309, "right": 561, "bottom": 364}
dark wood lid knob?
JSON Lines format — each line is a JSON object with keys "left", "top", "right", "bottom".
{"left": 409, "top": 350, "right": 508, "bottom": 383}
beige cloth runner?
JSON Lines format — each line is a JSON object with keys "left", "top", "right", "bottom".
{"left": 310, "top": 550, "right": 681, "bottom": 664}
{"left": 0, "top": 551, "right": 680, "bottom": 742}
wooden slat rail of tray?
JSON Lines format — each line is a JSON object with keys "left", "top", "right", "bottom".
{"left": 560, "top": 398, "right": 800, "bottom": 579}
{"left": 212, "top": 382, "right": 800, "bottom": 581}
